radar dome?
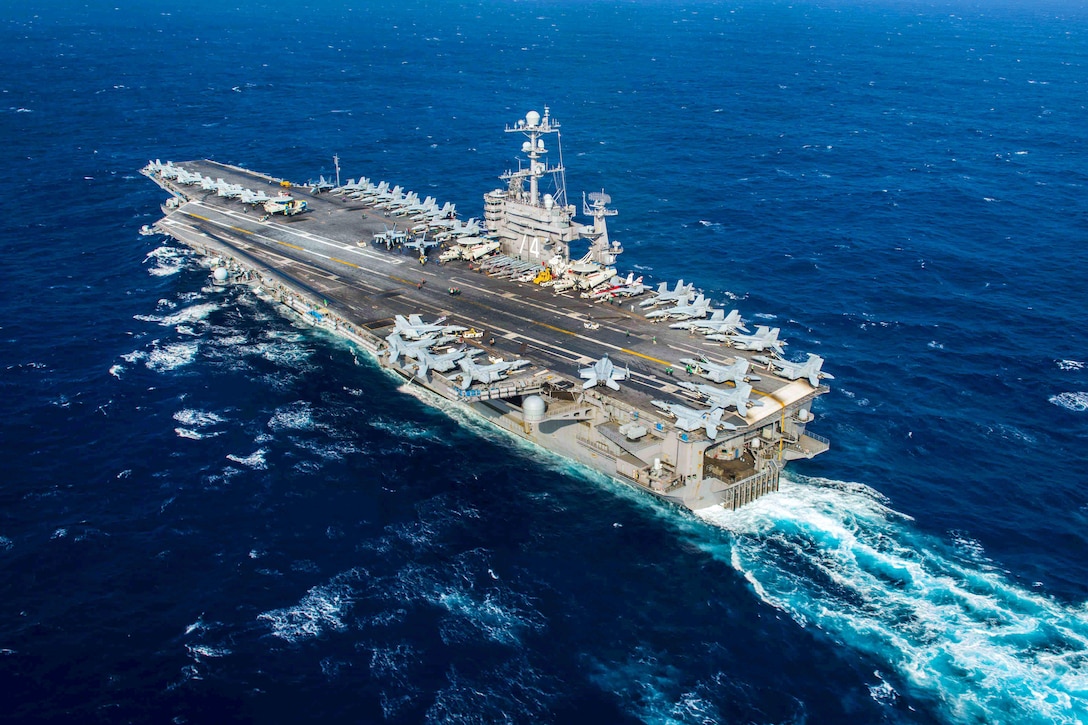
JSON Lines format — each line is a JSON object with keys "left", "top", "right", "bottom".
{"left": 213, "top": 267, "right": 230, "bottom": 282}
{"left": 525, "top": 110, "right": 541, "bottom": 127}
{"left": 522, "top": 395, "right": 546, "bottom": 422}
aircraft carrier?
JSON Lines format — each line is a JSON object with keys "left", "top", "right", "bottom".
{"left": 140, "top": 108, "right": 831, "bottom": 511}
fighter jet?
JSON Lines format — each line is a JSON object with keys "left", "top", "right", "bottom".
{"left": 175, "top": 168, "right": 201, "bottom": 185}
{"left": 451, "top": 356, "right": 530, "bottom": 390}
{"left": 728, "top": 325, "right": 786, "bottom": 355}
{"left": 396, "top": 195, "right": 436, "bottom": 218}
{"left": 307, "top": 175, "right": 334, "bottom": 193}
{"left": 769, "top": 353, "right": 834, "bottom": 388}
{"left": 644, "top": 294, "right": 713, "bottom": 321}
{"left": 372, "top": 224, "right": 407, "bottom": 248}
{"left": 419, "top": 201, "right": 457, "bottom": 223}
{"left": 385, "top": 332, "right": 456, "bottom": 365}
{"left": 651, "top": 400, "right": 737, "bottom": 438}
{"left": 372, "top": 185, "right": 405, "bottom": 209}
{"left": 392, "top": 314, "right": 466, "bottom": 340}
{"left": 408, "top": 347, "right": 482, "bottom": 379}
{"left": 678, "top": 356, "right": 759, "bottom": 386}
{"left": 353, "top": 180, "right": 388, "bottom": 201}
{"left": 157, "top": 161, "right": 180, "bottom": 179}
{"left": 403, "top": 234, "right": 439, "bottom": 256}
{"left": 679, "top": 380, "right": 763, "bottom": 418}
{"left": 579, "top": 355, "right": 630, "bottom": 391}
{"left": 639, "top": 279, "right": 695, "bottom": 308}
{"left": 670, "top": 308, "right": 748, "bottom": 335}
{"left": 215, "top": 179, "right": 244, "bottom": 198}
{"left": 332, "top": 177, "right": 370, "bottom": 195}
{"left": 239, "top": 189, "right": 272, "bottom": 205}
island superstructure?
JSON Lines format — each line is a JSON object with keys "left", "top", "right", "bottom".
{"left": 140, "top": 108, "right": 831, "bottom": 511}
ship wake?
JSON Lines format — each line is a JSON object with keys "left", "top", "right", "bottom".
{"left": 696, "top": 474, "right": 1088, "bottom": 724}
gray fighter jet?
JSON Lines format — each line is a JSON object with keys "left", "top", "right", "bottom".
{"left": 644, "top": 294, "right": 713, "bottom": 321}
{"left": 451, "top": 356, "right": 530, "bottom": 390}
{"left": 670, "top": 308, "right": 748, "bottom": 335}
{"left": 392, "top": 314, "right": 465, "bottom": 340}
{"left": 728, "top": 325, "right": 786, "bottom": 354}
{"left": 651, "top": 400, "right": 737, "bottom": 438}
{"left": 678, "top": 356, "right": 759, "bottom": 386}
{"left": 679, "top": 380, "right": 763, "bottom": 418}
{"left": 639, "top": 279, "right": 695, "bottom": 308}
{"left": 769, "top": 353, "right": 834, "bottom": 388}
{"left": 579, "top": 355, "right": 630, "bottom": 391}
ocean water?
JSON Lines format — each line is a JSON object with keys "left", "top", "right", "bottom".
{"left": 2, "top": 0, "right": 1087, "bottom": 722}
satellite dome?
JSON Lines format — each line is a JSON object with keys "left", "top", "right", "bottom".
{"left": 213, "top": 267, "right": 230, "bottom": 282}
{"left": 525, "top": 110, "right": 541, "bottom": 127}
{"left": 523, "top": 395, "right": 546, "bottom": 422}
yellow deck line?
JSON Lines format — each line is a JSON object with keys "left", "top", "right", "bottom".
{"left": 533, "top": 321, "right": 575, "bottom": 336}
{"left": 620, "top": 348, "right": 671, "bottom": 366}
{"left": 229, "top": 225, "right": 254, "bottom": 235}
{"left": 276, "top": 241, "right": 303, "bottom": 250}
{"left": 330, "top": 257, "right": 359, "bottom": 269}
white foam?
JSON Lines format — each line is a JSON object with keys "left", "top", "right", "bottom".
{"left": 185, "top": 643, "right": 230, "bottom": 659}
{"left": 1057, "top": 360, "right": 1085, "bottom": 371}
{"left": 226, "top": 449, "right": 267, "bottom": 469}
{"left": 0, "top": 536, "right": 12, "bottom": 551}
{"left": 697, "top": 475, "right": 1088, "bottom": 724}
{"left": 145, "top": 341, "right": 199, "bottom": 372}
{"left": 159, "top": 303, "right": 219, "bottom": 328}
{"left": 173, "top": 409, "right": 226, "bottom": 428}
{"left": 268, "top": 402, "right": 315, "bottom": 431}
{"left": 108, "top": 364, "right": 123, "bottom": 378}
{"left": 1050, "top": 392, "right": 1088, "bottom": 412}
{"left": 144, "top": 245, "right": 194, "bottom": 277}
{"left": 258, "top": 569, "right": 365, "bottom": 642}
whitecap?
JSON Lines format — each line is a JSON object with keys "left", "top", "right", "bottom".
{"left": 159, "top": 303, "right": 219, "bottom": 328}
{"left": 0, "top": 536, "right": 13, "bottom": 551}
{"left": 268, "top": 402, "right": 315, "bottom": 431}
{"left": 1049, "top": 392, "right": 1088, "bottom": 412}
{"left": 257, "top": 569, "right": 365, "bottom": 642}
{"left": 1057, "top": 360, "right": 1085, "bottom": 371}
{"left": 173, "top": 409, "right": 226, "bottom": 428}
{"left": 108, "top": 364, "right": 123, "bottom": 378}
{"left": 185, "top": 643, "right": 230, "bottom": 659}
{"left": 226, "top": 449, "right": 268, "bottom": 469}
{"left": 145, "top": 341, "right": 198, "bottom": 372}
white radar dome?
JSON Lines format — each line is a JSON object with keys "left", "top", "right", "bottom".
{"left": 522, "top": 141, "right": 533, "bottom": 153}
{"left": 543, "top": 194, "right": 554, "bottom": 209}
{"left": 525, "top": 110, "right": 541, "bottom": 127}
{"left": 213, "top": 267, "right": 230, "bottom": 282}
{"left": 523, "top": 395, "right": 546, "bottom": 422}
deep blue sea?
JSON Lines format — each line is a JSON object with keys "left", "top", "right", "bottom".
{"left": 3, "top": 0, "right": 1088, "bottom": 722}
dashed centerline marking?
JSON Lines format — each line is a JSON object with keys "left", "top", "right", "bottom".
{"left": 331, "top": 257, "right": 359, "bottom": 269}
